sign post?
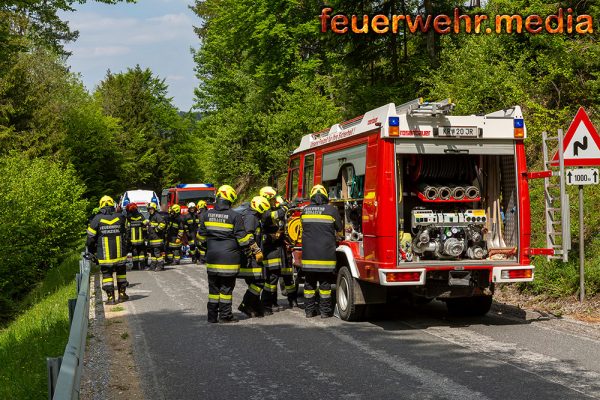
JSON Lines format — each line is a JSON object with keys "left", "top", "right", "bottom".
{"left": 566, "top": 167, "right": 598, "bottom": 302}
{"left": 552, "top": 107, "right": 600, "bottom": 302}
{"left": 579, "top": 186, "right": 584, "bottom": 301}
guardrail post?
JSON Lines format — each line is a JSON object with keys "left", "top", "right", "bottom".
{"left": 75, "top": 273, "right": 82, "bottom": 293}
{"left": 68, "top": 298, "right": 77, "bottom": 327}
{"left": 47, "top": 357, "right": 62, "bottom": 400}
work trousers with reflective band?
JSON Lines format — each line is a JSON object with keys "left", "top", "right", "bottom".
{"left": 166, "top": 240, "right": 181, "bottom": 264}
{"left": 101, "top": 263, "right": 128, "bottom": 293}
{"left": 187, "top": 233, "right": 198, "bottom": 261}
{"left": 304, "top": 272, "right": 332, "bottom": 316}
{"left": 149, "top": 246, "right": 164, "bottom": 270}
{"left": 207, "top": 275, "right": 236, "bottom": 321}
{"left": 280, "top": 266, "right": 297, "bottom": 301}
{"left": 130, "top": 243, "right": 146, "bottom": 268}
{"left": 241, "top": 278, "right": 264, "bottom": 313}
{"left": 261, "top": 269, "right": 280, "bottom": 309}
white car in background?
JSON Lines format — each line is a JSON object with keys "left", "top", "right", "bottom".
{"left": 118, "top": 189, "right": 160, "bottom": 219}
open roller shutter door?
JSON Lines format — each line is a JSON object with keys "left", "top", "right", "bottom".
{"left": 395, "top": 139, "right": 515, "bottom": 155}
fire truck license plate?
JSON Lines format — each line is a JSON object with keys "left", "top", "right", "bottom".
{"left": 440, "top": 126, "right": 478, "bottom": 137}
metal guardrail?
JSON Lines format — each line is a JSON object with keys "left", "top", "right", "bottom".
{"left": 47, "top": 253, "right": 92, "bottom": 400}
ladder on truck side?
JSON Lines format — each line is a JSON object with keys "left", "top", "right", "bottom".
{"left": 540, "top": 130, "right": 571, "bottom": 261}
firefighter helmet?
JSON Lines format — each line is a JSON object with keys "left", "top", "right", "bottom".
{"left": 99, "top": 195, "right": 115, "bottom": 208}
{"left": 259, "top": 186, "right": 277, "bottom": 200}
{"left": 187, "top": 202, "right": 196, "bottom": 210}
{"left": 147, "top": 202, "right": 158, "bottom": 210}
{"left": 310, "top": 184, "right": 328, "bottom": 199}
{"left": 217, "top": 185, "right": 237, "bottom": 203}
{"left": 250, "top": 196, "right": 271, "bottom": 214}
{"left": 171, "top": 204, "right": 181, "bottom": 214}
{"left": 198, "top": 200, "right": 207, "bottom": 209}
{"left": 125, "top": 203, "right": 138, "bottom": 212}
{"left": 275, "top": 195, "right": 285, "bottom": 208}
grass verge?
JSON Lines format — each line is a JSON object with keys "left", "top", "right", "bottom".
{"left": 0, "top": 251, "right": 80, "bottom": 399}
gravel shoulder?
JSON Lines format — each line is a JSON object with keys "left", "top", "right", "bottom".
{"left": 80, "top": 272, "right": 144, "bottom": 400}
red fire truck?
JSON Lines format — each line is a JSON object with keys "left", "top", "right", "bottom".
{"left": 161, "top": 184, "right": 216, "bottom": 213}
{"left": 286, "top": 99, "right": 549, "bottom": 321}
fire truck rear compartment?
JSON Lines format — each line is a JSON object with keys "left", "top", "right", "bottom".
{"left": 398, "top": 151, "right": 519, "bottom": 264}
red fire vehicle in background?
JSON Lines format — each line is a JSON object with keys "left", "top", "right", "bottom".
{"left": 161, "top": 184, "right": 216, "bottom": 213}
{"left": 285, "top": 99, "right": 552, "bottom": 321}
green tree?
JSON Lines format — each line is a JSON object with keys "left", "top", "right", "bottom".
{"left": 0, "top": 154, "right": 88, "bottom": 321}
{"left": 94, "top": 65, "right": 196, "bottom": 191}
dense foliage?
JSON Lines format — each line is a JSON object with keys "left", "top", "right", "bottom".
{"left": 1, "top": 0, "right": 599, "bottom": 318}
{"left": 0, "top": 0, "right": 198, "bottom": 321}
{"left": 0, "top": 155, "right": 87, "bottom": 320}
{"left": 192, "top": 0, "right": 600, "bottom": 295}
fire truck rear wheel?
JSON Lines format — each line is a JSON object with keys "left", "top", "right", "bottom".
{"left": 336, "top": 266, "right": 365, "bottom": 321}
{"left": 445, "top": 295, "right": 493, "bottom": 316}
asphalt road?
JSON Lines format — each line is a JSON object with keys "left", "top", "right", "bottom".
{"left": 123, "top": 262, "right": 600, "bottom": 400}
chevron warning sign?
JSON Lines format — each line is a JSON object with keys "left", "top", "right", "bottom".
{"left": 551, "top": 107, "right": 600, "bottom": 167}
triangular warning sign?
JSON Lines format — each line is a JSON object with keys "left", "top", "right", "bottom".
{"left": 551, "top": 107, "right": 600, "bottom": 167}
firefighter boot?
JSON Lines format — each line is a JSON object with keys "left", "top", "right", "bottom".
{"left": 238, "top": 302, "right": 257, "bottom": 318}
{"left": 219, "top": 315, "right": 239, "bottom": 323}
{"left": 250, "top": 294, "right": 265, "bottom": 317}
{"left": 106, "top": 290, "right": 116, "bottom": 305}
{"left": 287, "top": 290, "right": 299, "bottom": 309}
{"left": 207, "top": 303, "right": 219, "bottom": 323}
{"left": 118, "top": 287, "right": 129, "bottom": 302}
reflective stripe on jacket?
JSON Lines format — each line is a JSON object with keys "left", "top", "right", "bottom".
{"left": 198, "top": 198, "right": 250, "bottom": 276}
{"left": 300, "top": 201, "right": 343, "bottom": 273}
{"left": 126, "top": 213, "right": 147, "bottom": 245}
{"left": 86, "top": 206, "right": 127, "bottom": 266}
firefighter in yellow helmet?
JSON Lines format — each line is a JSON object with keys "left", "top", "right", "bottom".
{"left": 196, "top": 200, "right": 208, "bottom": 263}
{"left": 166, "top": 204, "right": 185, "bottom": 265}
{"left": 197, "top": 185, "right": 253, "bottom": 323}
{"left": 301, "top": 184, "right": 343, "bottom": 318}
{"left": 237, "top": 196, "right": 268, "bottom": 317}
{"left": 125, "top": 203, "right": 148, "bottom": 270}
{"left": 183, "top": 202, "right": 200, "bottom": 263}
{"left": 259, "top": 186, "right": 297, "bottom": 313}
{"left": 146, "top": 201, "right": 166, "bottom": 271}
{"left": 86, "top": 196, "right": 128, "bottom": 304}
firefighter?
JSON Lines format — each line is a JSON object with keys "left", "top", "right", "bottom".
{"left": 125, "top": 203, "right": 148, "bottom": 270}
{"left": 259, "top": 186, "right": 297, "bottom": 313}
{"left": 275, "top": 194, "right": 298, "bottom": 307}
{"left": 197, "top": 200, "right": 208, "bottom": 263}
{"left": 86, "top": 196, "right": 128, "bottom": 304}
{"left": 184, "top": 202, "right": 200, "bottom": 263}
{"left": 166, "top": 204, "right": 185, "bottom": 265}
{"left": 301, "top": 184, "right": 343, "bottom": 318}
{"left": 197, "top": 185, "right": 252, "bottom": 323}
{"left": 146, "top": 201, "right": 166, "bottom": 271}
{"left": 237, "top": 196, "right": 268, "bottom": 318}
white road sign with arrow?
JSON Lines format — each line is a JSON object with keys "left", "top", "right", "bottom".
{"left": 566, "top": 168, "right": 599, "bottom": 186}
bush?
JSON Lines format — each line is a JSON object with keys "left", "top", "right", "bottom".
{"left": 0, "top": 154, "right": 88, "bottom": 323}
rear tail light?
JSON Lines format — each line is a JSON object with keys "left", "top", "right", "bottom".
{"left": 386, "top": 271, "right": 421, "bottom": 282}
{"left": 501, "top": 268, "right": 532, "bottom": 279}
